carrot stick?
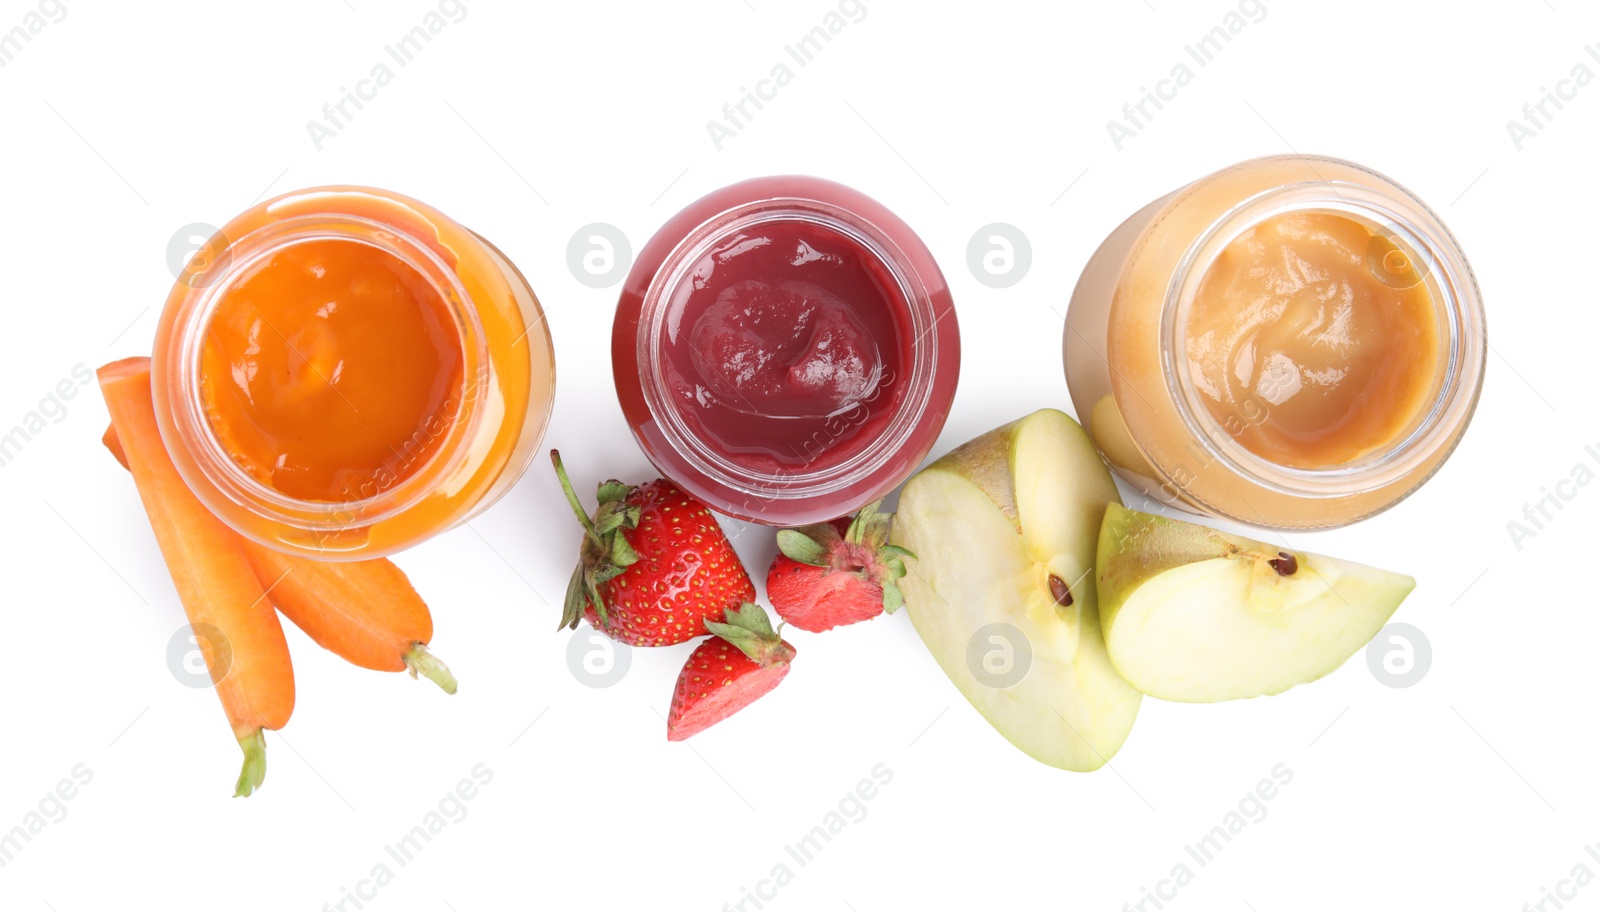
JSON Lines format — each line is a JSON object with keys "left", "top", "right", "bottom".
{"left": 239, "top": 541, "right": 457, "bottom": 694}
{"left": 103, "top": 423, "right": 456, "bottom": 694}
{"left": 103, "top": 422, "right": 128, "bottom": 469}
{"left": 97, "top": 357, "right": 294, "bottom": 797}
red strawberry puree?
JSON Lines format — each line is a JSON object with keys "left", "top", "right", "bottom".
{"left": 614, "top": 176, "right": 959, "bottom": 525}
{"left": 662, "top": 218, "right": 908, "bottom": 472}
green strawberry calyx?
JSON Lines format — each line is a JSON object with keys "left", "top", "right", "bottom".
{"left": 551, "top": 449, "right": 641, "bottom": 630}
{"left": 773, "top": 500, "right": 917, "bottom": 614}
{"left": 704, "top": 603, "right": 795, "bottom": 666}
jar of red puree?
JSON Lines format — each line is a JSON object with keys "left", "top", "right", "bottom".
{"left": 613, "top": 177, "right": 960, "bottom": 525}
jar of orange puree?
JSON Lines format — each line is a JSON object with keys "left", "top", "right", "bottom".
{"left": 152, "top": 187, "right": 555, "bottom": 559}
{"left": 1065, "top": 156, "right": 1486, "bottom": 529}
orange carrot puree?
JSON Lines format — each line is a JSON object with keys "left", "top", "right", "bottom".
{"left": 200, "top": 238, "right": 464, "bottom": 503}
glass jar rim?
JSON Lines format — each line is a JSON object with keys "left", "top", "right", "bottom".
{"left": 158, "top": 210, "right": 492, "bottom": 534}
{"left": 635, "top": 193, "right": 944, "bottom": 502}
{"left": 1158, "top": 159, "right": 1487, "bottom": 501}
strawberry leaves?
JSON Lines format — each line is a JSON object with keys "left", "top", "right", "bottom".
{"left": 775, "top": 523, "right": 838, "bottom": 567}
{"left": 552, "top": 450, "right": 643, "bottom": 629}
{"left": 845, "top": 500, "right": 893, "bottom": 551}
{"left": 879, "top": 543, "right": 916, "bottom": 613}
{"left": 703, "top": 603, "right": 795, "bottom": 666}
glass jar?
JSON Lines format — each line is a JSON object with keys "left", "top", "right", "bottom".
{"left": 613, "top": 176, "right": 960, "bottom": 526}
{"left": 152, "top": 186, "right": 555, "bottom": 559}
{"left": 1065, "top": 155, "right": 1486, "bottom": 529}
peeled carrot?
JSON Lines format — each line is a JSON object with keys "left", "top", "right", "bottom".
{"left": 239, "top": 542, "right": 456, "bottom": 694}
{"left": 98, "top": 357, "right": 294, "bottom": 797}
{"left": 103, "top": 422, "right": 127, "bottom": 469}
{"left": 103, "top": 423, "right": 456, "bottom": 694}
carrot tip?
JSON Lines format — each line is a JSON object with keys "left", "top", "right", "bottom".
{"left": 403, "top": 644, "right": 458, "bottom": 695}
{"left": 234, "top": 730, "right": 268, "bottom": 798}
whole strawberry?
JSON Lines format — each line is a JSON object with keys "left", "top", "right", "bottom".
{"left": 766, "top": 500, "right": 914, "bottom": 632}
{"left": 552, "top": 451, "right": 755, "bottom": 647}
{"left": 668, "top": 603, "right": 795, "bottom": 741}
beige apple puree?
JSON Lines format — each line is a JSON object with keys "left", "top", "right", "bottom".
{"left": 1186, "top": 211, "right": 1441, "bottom": 470}
{"left": 1064, "top": 156, "right": 1486, "bottom": 529}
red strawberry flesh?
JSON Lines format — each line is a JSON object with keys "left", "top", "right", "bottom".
{"left": 667, "top": 639, "right": 793, "bottom": 741}
{"left": 767, "top": 559, "right": 879, "bottom": 632}
{"left": 766, "top": 508, "right": 911, "bottom": 632}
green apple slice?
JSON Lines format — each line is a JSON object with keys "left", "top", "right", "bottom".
{"left": 1097, "top": 503, "right": 1416, "bottom": 703}
{"left": 891, "top": 409, "right": 1141, "bottom": 772}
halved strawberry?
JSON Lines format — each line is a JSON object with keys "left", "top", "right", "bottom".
{"left": 667, "top": 603, "right": 795, "bottom": 741}
{"left": 552, "top": 451, "right": 755, "bottom": 647}
{"left": 765, "top": 501, "right": 914, "bottom": 633}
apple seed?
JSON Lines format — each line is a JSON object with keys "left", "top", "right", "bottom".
{"left": 1048, "top": 574, "right": 1073, "bottom": 607}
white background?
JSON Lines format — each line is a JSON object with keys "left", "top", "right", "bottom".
{"left": 1, "top": 1, "right": 1595, "bottom": 910}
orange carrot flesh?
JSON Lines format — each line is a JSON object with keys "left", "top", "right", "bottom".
{"left": 240, "top": 540, "right": 455, "bottom": 693}
{"left": 103, "top": 422, "right": 128, "bottom": 470}
{"left": 103, "top": 422, "right": 456, "bottom": 694}
{"left": 98, "top": 357, "right": 295, "bottom": 796}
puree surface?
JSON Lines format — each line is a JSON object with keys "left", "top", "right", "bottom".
{"left": 201, "top": 238, "right": 464, "bottom": 502}
{"left": 1185, "top": 212, "right": 1440, "bottom": 468}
